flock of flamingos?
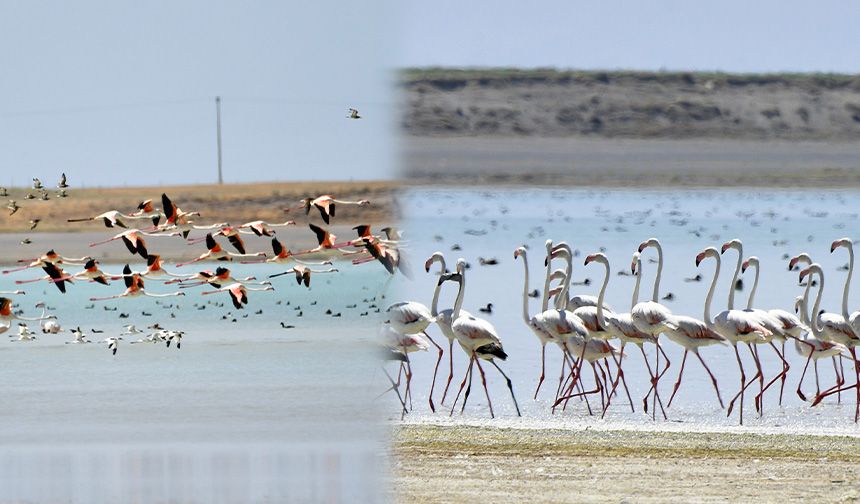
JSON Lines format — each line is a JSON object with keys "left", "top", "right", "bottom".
{"left": 383, "top": 236, "right": 860, "bottom": 425}
{"left": 1, "top": 175, "right": 401, "bottom": 354}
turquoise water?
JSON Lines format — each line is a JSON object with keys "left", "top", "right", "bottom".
{"left": 0, "top": 263, "right": 391, "bottom": 503}
{"left": 390, "top": 187, "right": 860, "bottom": 434}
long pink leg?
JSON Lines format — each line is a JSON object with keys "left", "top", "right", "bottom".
{"left": 601, "top": 346, "right": 634, "bottom": 416}
{"left": 667, "top": 350, "right": 688, "bottom": 408}
{"left": 778, "top": 341, "right": 787, "bottom": 405}
{"left": 729, "top": 345, "right": 761, "bottom": 417}
{"left": 440, "top": 340, "right": 455, "bottom": 406}
{"left": 422, "top": 332, "right": 444, "bottom": 413}
{"left": 727, "top": 345, "right": 747, "bottom": 425}
{"left": 460, "top": 357, "right": 477, "bottom": 414}
{"left": 474, "top": 358, "right": 494, "bottom": 419}
{"left": 534, "top": 344, "right": 546, "bottom": 400}
{"left": 815, "top": 360, "right": 821, "bottom": 396}
{"left": 694, "top": 351, "right": 724, "bottom": 408}
{"left": 382, "top": 366, "right": 408, "bottom": 419}
{"left": 449, "top": 355, "right": 474, "bottom": 416}
{"left": 756, "top": 342, "right": 790, "bottom": 414}
{"left": 796, "top": 351, "right": 813, "bottom": 401}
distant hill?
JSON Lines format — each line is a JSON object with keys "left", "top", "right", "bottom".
{"left": 401, "top": 68, "right": 860, "bottom": 140}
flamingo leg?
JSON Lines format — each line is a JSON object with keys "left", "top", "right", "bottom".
{"left": 449, "top": 355, "right": 474, "bottom": 416}
{"left": 778, "top": 340, "right": 787, "bottom": 405}
{"left": 440, "top": 340, "right": 455, "bottom": 406}
{"left": 557, "top": 340, "right": 588, "bottom": 414}
{"left": 460, "top": 357, "right": 477, "bottom": 415}
{"left": 795, "top": 344, "right": 815, "bottom": 402}
{"left": 593, "top": 361, "right": 606, "bottom": 413}
{"left": 750, "top": 344, "right": 765, "bottom": 415}
{"left": 474, "top": 358, "right": 494, "bottom": 419}
{"left": 814, "top": 360, "right": 821, "bottom": 397}
{"left": 405, "top": 358, "right": 414, "bottom": 412}
{"left": 490, "top": 360, "right": 521, "bottom": 417}
{"left": 694, "top": 351, "right": 724, "bottom": 408}
{"left": 601, "top": 346, "right": 634, "bottom": 417}
{"left": 422, "top": 331, "right": 444, "bottom": 413}
{"left": 667, "top": 350, "right": 688, "bottom": 408}
{"left": 756, "top": 342, "right": 790, "bottom": 413}
{"left": 381, "top": 366, "right": 408, "bottom": 419}
{"left": 534, "top": 344, "right": 547, "bottom": 400}
{"left": 727, "top": 345, "right": 747, "bottom": 425}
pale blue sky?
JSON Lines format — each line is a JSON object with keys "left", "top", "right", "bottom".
{"left": 0, "top": 1, "right": 400, "bottom": 186}
{"left": 401, "top": 1, "right": 860, "bottom": 73}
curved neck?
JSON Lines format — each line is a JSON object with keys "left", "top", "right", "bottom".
{"left": 800, "top": 278, "right": 813, "bottom": 327}
{"left": 429, "top": 259, "right": 446, "bottom": 317}
{"left": 632, "top": 259, "right": 642, "bottom": 311}
{"left": 704, "top": 254, "right": 721, "bottom": 325}
{"left": 557, "top": 252, "right": 573, "bottom": 310}
{"left": 811, "top": 270, "right": 824, "bottom": 335}
{"left": 746, "top": 262, "right": 760, "bottom": 310}
{"left": 452, "top": 272, "right": 466, "bottom": 320}
{"left": 595, "top": 260, "right": 610, "bottom": 329}
{"left": 727, "top": 245, "right": 742, "bottom": 310}
{"left": 519, "top": 253, "right": 531, "bottom": 324}
{"left": 842, "top": 245, "right": 854, "bottom": 319}
{"left": 541, "top": 253, "right": 554, "bottom": 312}
{"left": 651, "top": 242, "right": 663, "bottom": 302}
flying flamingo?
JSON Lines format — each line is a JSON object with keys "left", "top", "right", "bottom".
{"left": 89, "top": 266, "right": 186, "bottom": 302}
{"left": 242, "top": 238, "right": 333, "bottom": 266}
{"left": 238, "top": 219, "right": 296, "bottom": 237}
{"left": 175, "top": 233, "right": 266, "bottom": 267}
{"left": 155, "top": 193, "right": 225, "bottom": 238}
{"left": 268, "top": 264, "right": 339, "bottom": 288}
{"left": 67, "top": 210, "right": 137, "bottom": 228}
{"left": 176, "top": 267, "right": 266, "bottom": 289}
{"left": 186, "top": 226, "right": 250, "bottom": 254}
{"left": 200, "top": 282, "right": 274, "bottom": 310}
{"left": 293, "top": 224, "right": 362, "bottom": 259}
{"left": 802, "top": 264, "right": 860, "bottom": 421}
{"left": 15, "top": 263, "right": 73, "bottom": 293}
{"left": 384, "top": 299, "right": 443, "bottom": 413}
{"left": 89, "top": 228, "right": 177, "bottom": 259}
{"left": 130, "top": 199, "right": 163, "bottom": 226}
{"left": 440, "top": 267, "right": 520, "bottom": 418}
{"left": 3, "top": 250, "right": 88, "bottom": 275}
{"left": 128, "top": 255, "right": 195, "bottom": 282}
{"left": 287, "top": 195, "right": 370, "bottom": 225}
{"left": 696, "top": 247, "right": 771, "bottom": 425}
{"left": 631, "top": 238, "right": 673, "bottom": 417}
{"left": 51, "top": 258, "right": 115, "bottom": 285}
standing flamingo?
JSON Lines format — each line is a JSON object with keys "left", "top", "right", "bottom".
{"left": 425, "top": 252, "right": 461, "bottom": 406}
{"left": 384, "top": 299, "right": 443, "bottom": 413}
{"left": 696, "top": 247, "right": 771, "bottom": 425}
{"left": 440, "top": 267, "right": 520, "bottom": 418}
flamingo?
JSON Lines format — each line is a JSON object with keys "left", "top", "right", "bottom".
{"left": 130, "top": 199, "right": 163, "bottom": 226}
{"left": 52, "top": 258, "right": 114, "bottom": 285}
{"left": 242, "top": 238, "right": 333, "bottom": 266}
{"left": 425, "top": 255, "right": 477, "bottom": 407}
{"left": 384, "top": 299, "right": 443, "bottom": 412}
{"left": 381, "top": 323, "right": 429, "bottom": 416}
{"left": 175, "top": 233, "right": 265, "bottom": 267}
{"left": 132, "top": 255, "right": 196, "bottom": 282}
{"left": 200, "top": 282, "right": 274, "bottom": 310}
{"left": 89, "top": 229, "right": 168, "bottom": 259}
{"left": 33, "top": 302, "right": 61, "bottom": 334}
{"left": 696, "top": 247, "right": 771, "bottom": 425}
{"left": 187, "top": 225, "right": 249, "bottom": 254}
{"left": 440, "top": 267, "right": 520, "bottom": 418}
{"left": 550, "top": 243, "right": 613, "bottom": 312}
{"left": 3, "top": 249, "right": 88, "bottom": 275}
{"left": 238, "top": 219, "right": 296, "bottom": 237}
{"left": 268, "top": 264, "right": 339, "bottom": 288}
{"left": 0, "top": 297, "right": 55, "bottom": 334}
{"left": 802, "top": 264, "right": 860, "bottom": 421}
{"left": 631, "top": 238, "right": 673, "bottom": 416}
{"left": 741, "top": 255, "right": 805, "bottom": 407}
{"left": 513, "top": 246, "right": 561, "bottom": 401}
{"left": 176, "top": 267, "right": 267, "bottom": 289}
{"left": 15, "top": 263, "right": 73, "bottom": 293}
{"left": 89, "top": 266, "right": 186, "bottom": 302}
{"left": 294, "top": 224, "right": 362, "bottom": 259}
{"left": 288, "top": 195, "right": 370, "bottom": 225}
{"left": 67, "top": 210, "right": 136, "bottom": 228}
{"left": 155, "top": 193, "right": 225, "bottom": 238}
{"left": 793, "top": 292, "right": 847, "bottom": 400}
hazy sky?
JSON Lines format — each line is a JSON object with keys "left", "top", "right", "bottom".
{"left": 401, "top": 1, "right": 860, "bottom": 73}
{"left": 0, "top": 2, "right": 400, "bottom": 187}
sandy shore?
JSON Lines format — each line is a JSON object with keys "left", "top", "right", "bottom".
{"left": 403, "top": 136, "right": 860, "bottom": 187}
{"left": 393, "top": 424, "right": 860, "bottom": 503}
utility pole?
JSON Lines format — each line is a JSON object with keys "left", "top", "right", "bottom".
{"left": 216, "top": 96, "right": 223, "bottom": 185}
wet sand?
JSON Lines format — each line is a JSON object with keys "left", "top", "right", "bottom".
{"left": 393, "top": 424, "right": 860, "bottom": 503}
{"left": 403, "top": 136, "right": 860, "bottom": 187}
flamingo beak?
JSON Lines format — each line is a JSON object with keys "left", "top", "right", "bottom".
{"left": 424, "top": 258, "right": 433, "bottom": 272}
{"left": 742, "top": 260, "right": 749, "bottom": 273}
{"left": 513, "top": 249, "right": 521, "bottom": 260}
{"left": 695, "top": 252, "right": 706, "bottom": 267}
{"left": 630, "top": 262, "right": 636, "bottom": 274}
{"left": 637, "top": 242, "right": 647, "bottom": 253}
{"left": 799, "top": 268, "right": 811, "bottom": 283}
{"left": 584, "top": 254, "right": 596, "bottom": 265}
{"left": 788, "top": 257, "right": 798, "bottom": 271}
{"left": 831, "top": 240, "right": 840, "bottom": 253}
{"left": 720, "top": 242, "right": 731, "bottom": 254}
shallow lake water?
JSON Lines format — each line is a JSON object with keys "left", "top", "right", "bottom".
{"left": 388, "top": 187, "right": 860, "bottom": 436}
{"left": 0, "top": 263, "right": 391, "bottom": 504}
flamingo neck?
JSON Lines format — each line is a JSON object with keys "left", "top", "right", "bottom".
{"left": 651, "top": 242, "right": 663, "bottom": 302}
{"left": 519, "top": 253, "right": 531, "bottom": 324}
{"left": 811, "top": 269, "right": 824, "bottom": 335}
{"left": 631, "top": 259, "right": 642, "bottom": 311}
{"left": 746, "top": 262, "right": 760, "bottom": 310}
{"left": 558, "top": 251, "right": 572, "bottom": 310}
{"left": 452, "top": 271, "right": 466, "bottom": 320}
{"left": 429, "top": 258, "right": 446, "bottom": 317}
{"left": 727, "top": 244, "right": 742, "bottom": 310}
{"left": 842, "top": 244, "right": 853, "bottom": 319}
{"left": 704, "top": 253, "right": 721, "bottom": 325}
{"left": 595, "top": 260, "right": 610, "bottom": 330}
{"left": 800, "top": 275, "right": 813, "bottom": 327}
{"left": 541, "top": 251, "right": 553, "bottom": 312}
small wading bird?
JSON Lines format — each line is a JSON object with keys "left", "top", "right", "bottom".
{"left": 347, "top": 107, "right": 361, "bottom": 119}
